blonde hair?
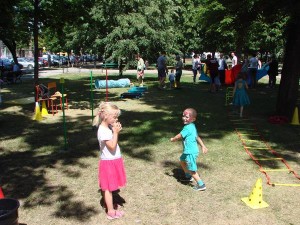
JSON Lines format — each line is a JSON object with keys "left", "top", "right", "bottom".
{"left": 184, "top": 108, "right": 197, "bottom": 119}
{"left": 92, "top": 102, "right": 121, "bottom": 127}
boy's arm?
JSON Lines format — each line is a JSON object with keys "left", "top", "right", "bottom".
{"left": 170, "top": 133, "right": 182, "bottom": 142}
{"left": 197, "top": 136, "right": 208, "bottom": 154}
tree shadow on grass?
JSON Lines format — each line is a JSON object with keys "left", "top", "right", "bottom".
{"left": 162, "top": 160, "right": 210, "bottom": 186}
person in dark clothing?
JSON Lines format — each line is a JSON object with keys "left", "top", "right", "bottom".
{"left": 205, "top": 54, "right": 219, "bottom": 92}
{"left": 267, "top": 57, "right": 279, "bottom": 88}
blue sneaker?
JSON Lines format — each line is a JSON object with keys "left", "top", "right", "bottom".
{"left": 193, "top": 183, "right": 206, "bottom": 191}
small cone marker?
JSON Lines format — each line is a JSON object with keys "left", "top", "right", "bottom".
{"left": 291, "top": 107, "right": 299, "bottom": 125}
{"left": 41, "top": 100, "right": 49, "bottom": 116}
{"left": 241, "top": 178, "right": 269, "bottom": 209}
{"left": 0, "top": 187, "right": 4, "bottom": 199}
{"left": 33, "top": 102, "right": 43, "bottom": 121}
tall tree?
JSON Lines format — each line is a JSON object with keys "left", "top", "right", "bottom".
{"left": 91, "top": 0, "right": 178, "bottom": 66}
{"left": 276, "top": 0, "right": 300, "bottom": 118}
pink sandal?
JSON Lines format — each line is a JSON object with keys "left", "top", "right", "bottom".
{"left": 107, "top": 210, "right": 124, "bottom": 220}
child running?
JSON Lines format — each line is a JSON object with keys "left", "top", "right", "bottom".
{"left": 232, "top": 73, "right": 250, "bottom": 117}
{"left": 93, "top": 102, "right": 126, "bottom": 220}
{"left": 170, "top": 108, "right": 208, "bottom": 191}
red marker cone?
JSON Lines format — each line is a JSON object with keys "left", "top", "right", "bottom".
{"left": 0, "top": 187, "right": 5, "bottom": 199}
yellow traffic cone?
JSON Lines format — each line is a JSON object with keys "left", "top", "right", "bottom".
{"left": 291, "top": 107, "right": 299, "bottom": 125}
{"left": 241, "top": 178, "right": 269, "bottom": 209}
{"left": 33, "top": 102, "right": 43, "bottom": 121}
{"left": 41, "top": 100, "right": 49, "bottom": 116}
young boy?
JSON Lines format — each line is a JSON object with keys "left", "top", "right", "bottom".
{"left": 168, "top": 69, "right": 175, "bottom": 89}
{"left": 170, "top": 108, "right": 208, "bottom": 191}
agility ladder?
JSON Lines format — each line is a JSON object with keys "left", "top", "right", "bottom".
{"left": 228, "top": 115, "right": 300, "bottom": 187}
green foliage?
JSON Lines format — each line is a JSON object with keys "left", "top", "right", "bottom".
{"left": 89, "top": 0, "right": 179, "bottom": 66}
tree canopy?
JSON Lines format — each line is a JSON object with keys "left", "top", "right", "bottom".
{"left": 0, "top": 0, "right": 299, "bottom": 119}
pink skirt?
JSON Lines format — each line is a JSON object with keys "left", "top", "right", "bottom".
{"left": 98, "top": 158, "right": 126, "bottom": 191}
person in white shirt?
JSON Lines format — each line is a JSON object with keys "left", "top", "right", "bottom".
{"left": 231, "top": 52, "right": 238, "bottom": 68}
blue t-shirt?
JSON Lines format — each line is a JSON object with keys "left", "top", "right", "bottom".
{"left": 180, "top": 123, "right": 199, "bottom": 154}
{"left": 157, "top": 55, "right": 166, "bottom": 70}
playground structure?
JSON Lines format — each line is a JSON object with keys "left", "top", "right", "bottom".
{"left": 200, "top": 64, "right": 269, "bottom": 85}
{"left": 120, "top": 86, "right": 147, "bottom": 99}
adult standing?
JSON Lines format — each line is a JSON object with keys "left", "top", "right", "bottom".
{"left": 175, "top": 55, "right": 184, "bottom": 89}
{"left": 218, "top": 53, "right": 227, "bottom": 85}
{"left": 231, "top": 52, "right": 238, "bottom": 68}
{"left": 12, "top": 63, "right": 21, "bottom": 83}
{"left": 136, "top": 54, "right": 145, "bottom": 87}
{"left": 248, "top": 53, "right": 259, "bottom": 88}
{"left": 205, "top": 54, "right": 219, "bottom": 92}
{"left": 267, "top": 56, "right": 279, "bottom": 88}
{"left": 192, "top": 54, "right": 201, "bottom": 84}
{"left": 157, "top": 51, "right": 168, "bottom": 89}
{"left": 240, "top": 55, "right": 249, "bottom": 80}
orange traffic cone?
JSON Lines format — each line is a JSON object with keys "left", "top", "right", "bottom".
{"left": 241, "top": 178, "right": 269, "bottom": 209}
{"left": 291, "top": 107, "right": 299, "bottom": 125}
{"left": 0, "top": 187, "right": 5, "bottom": 199}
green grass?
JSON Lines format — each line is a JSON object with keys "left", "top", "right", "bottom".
{"left": 0, "top": 69, "right": 299, "bottom": 225}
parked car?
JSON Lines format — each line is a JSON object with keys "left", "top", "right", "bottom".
{"left": 0, "top": 58, "right": 13, "bottom": 71}
{"left": 16, "top": 57, "right": 34, "bottom": 69}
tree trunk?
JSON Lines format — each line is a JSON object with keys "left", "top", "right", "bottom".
{"left": 276, "top": 5, "right": 300, "bottom": 120}
{"left": 2, "top": 39, "right": 17, "bottom": 63}
{"left": 33, "top": 0, "right": 39, "bottom": 86}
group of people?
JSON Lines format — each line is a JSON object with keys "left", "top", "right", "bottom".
{"left": 93, "top": 50, "right": 280, "bottom": 220}
{"left": 156, "top": 51, "right": 184, "bottom": 89}
{"left": 94, "top": 102, "right": 208, "bottom": 220}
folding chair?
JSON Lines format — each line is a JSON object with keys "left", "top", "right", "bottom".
{"left": 35, "top": 85, "right": 57, "bottom": 116}
{"left": 47, "top": 81, "right": 68, "bottom": 110}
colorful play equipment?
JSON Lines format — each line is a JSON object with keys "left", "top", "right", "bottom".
{"left": 94, "top": 78, "right": 131, "bottom": 89}
{"left": 241, "top": 178, "right": 269, "bottom": 209}
{"left": 229, "top": 114, "right": 300, "bottom": 186}
{"left": 200, "top": 63, "right": 269, "bottom": 85}
{"left": 120, "top": 86, "right": 147, "bottom": 99}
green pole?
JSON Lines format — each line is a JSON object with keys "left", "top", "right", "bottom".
{"left": 60, "top": 77, "right": 68, "bottom": 150}
{"left": 90, "top": 71, "right": 94, "bottom": 124}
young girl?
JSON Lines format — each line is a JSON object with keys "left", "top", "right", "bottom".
{"left": 232, "top": 73, "right": 250, "bottom": 117}
{"left": 93, "top": 102, "right": 126, "bottom": 220}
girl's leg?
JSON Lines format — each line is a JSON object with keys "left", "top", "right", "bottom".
{"left": 103, "top": 190, "right": 114, "bottom": 214}
{"left": 104, "top": 190, "right": 124, "bottom": 219}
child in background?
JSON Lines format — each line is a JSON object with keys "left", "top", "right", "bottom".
{"left": 170, "top": 108, "right": 208, "bottom": 191}
{"left": 168, "top": 69, "right": 175, "bottom": 89}
{"left": 232, "top": 73, "right": 250, "bottom": 117}
{"left": 136, "top": 54, "right": 145, "bottom": 87}
{"left": 93, "top": 102, "right": 126, "bottom": 220}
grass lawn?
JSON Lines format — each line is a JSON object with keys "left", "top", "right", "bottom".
{"left": 0, "top": 68, "right": 299, "bottom": 225}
